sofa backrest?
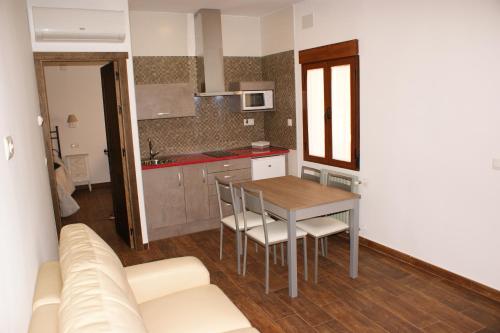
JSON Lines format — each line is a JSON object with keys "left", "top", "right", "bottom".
{"left": 58, "top": 224, "right": 147, "bottom": 333}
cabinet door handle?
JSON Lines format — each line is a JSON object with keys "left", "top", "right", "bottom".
{"left": 223, "top": 164, "right": 230, "bottom": 167}
{"left": 224, "top": 175, "right": 232, "bottom": 179}
{"left": 268, "top": 165, "right": 272, "bottom": 167}
{"left": 157, "top": 112, "right": 171, "bottom": 116}
{"left": 178, "top": 172, "right": 182, "bottom": 186}
{"left": 202, "top": 169, "right": 206, "bottom": 182}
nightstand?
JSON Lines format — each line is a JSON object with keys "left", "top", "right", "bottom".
{"left": 64, "top": 153, "right": 92, "bottom": 191}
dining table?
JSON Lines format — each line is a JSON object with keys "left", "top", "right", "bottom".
{"left": 235, "top": 175, "right": 361, "bottom": 298}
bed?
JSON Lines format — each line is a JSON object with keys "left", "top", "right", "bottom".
{"left": 53, "top": 154, "right": 80, "bottom": 217}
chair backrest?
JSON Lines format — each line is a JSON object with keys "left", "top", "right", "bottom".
{"left": 215, "top": 178, "right": 239, "bottom": 223}
{"left": 301, "top": 166, "right": 321, "bottom": 183}
{"left": 240, "top": 186, "right": 269, "bottom": 244}
{"left": 320, "top": 169, "right": 359, "bottom": 193}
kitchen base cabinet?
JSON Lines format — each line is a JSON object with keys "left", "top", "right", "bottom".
{"left": 142, "top": 167, "right": 187, "bottom": 238}
{"left": 182, "top": 164, "right": 210, "bottom": 223}
{"left": 251, "top": 155, "right": 286, "bottom": 180}
{"left": 143, "top": 156, "right": 287, "bottom": 241}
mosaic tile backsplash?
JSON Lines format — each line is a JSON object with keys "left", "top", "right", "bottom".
{"left": 134, "top": 52, "right": 296, "bottom": 158}
{"left": 263, "top": 51, "right": 296, "bottom": 149}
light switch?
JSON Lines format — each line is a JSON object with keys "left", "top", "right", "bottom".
{"left": 493, "top": 158, "right": 500, "bottom": 170}
{"left": 37, "top": 115, "right": 44, "bottom": 126}
{"left": 3, "top": 136, "right": 14, "bottom": 160}
{"left": 287, "top": 118, "right": 293, "bottom": 126}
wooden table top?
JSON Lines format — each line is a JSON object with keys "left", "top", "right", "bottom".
{"left": 236, "top": 176, "right": 360, "bottom": 211}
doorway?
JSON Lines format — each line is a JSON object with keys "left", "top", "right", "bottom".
{"left": 34, "top": 52, "right": 143, "bottom": 249}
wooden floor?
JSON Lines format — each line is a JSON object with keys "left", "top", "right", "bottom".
{"left": 65, "top": 187, "right": 500, "bottom": 333}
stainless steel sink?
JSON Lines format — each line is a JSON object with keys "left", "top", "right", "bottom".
{"left": 141, "top": 157, "right": 175, "bottom": 166}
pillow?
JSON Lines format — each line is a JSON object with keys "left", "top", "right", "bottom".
{"left": 59, "top": 269, "right": 147, "bottom": 333}
{"left": 59, "top": 224, "right": 138, "bottom": 309}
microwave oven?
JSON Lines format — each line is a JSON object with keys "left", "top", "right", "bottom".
{"left": 240, "top": 90, "right": 274, "bottom": 111}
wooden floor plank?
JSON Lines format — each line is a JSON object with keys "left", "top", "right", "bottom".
{"left": 360, "top": 286, "right": 439, "bottom": 329}
{"left": 322, "top": 300, "right": 388, "bottom": 333}
{"left": 275, "top": 315, "right": 314, "bottom": 333}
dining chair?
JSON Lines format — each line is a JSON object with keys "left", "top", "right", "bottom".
{"left": 241, "top": 186, "right": 308, "bottom": 294}
{"left": 296, "top": 169, "right": 359, "bottom": 283}
{"left": 300, "top": 165, "right": 330, "bottom": 255}
{"left": 300, "top": 166, "right": 321, "bottom": 183}
{"left": 215, "top": 178, "right": 275, "bottom": 275}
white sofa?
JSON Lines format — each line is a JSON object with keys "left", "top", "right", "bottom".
{"left": 29, "top": 223, "right": 258, "bottom": 333}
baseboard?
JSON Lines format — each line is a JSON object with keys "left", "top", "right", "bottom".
{"left": 358, "top": 236, "right": 500, "bottom": 303}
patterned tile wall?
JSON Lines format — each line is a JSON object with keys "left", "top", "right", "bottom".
{"left": 262, "top": 50, "right": 297, "bottom": 149}
{"left": 135, "top": 56, "right": 265, "bottom": 157}
{"left": 134, "top": 53, "right": 296, "bottom": 157}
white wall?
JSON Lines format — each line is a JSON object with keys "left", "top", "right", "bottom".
{"left": 130, "top": 11, "right": 191, "bottom": 56}
{"left": 221, "top": 15, "right": 261, "bottom": 57}
{"left": 130, "top": 11, "right": 262, "bottom": 57}
{"left": 26, "top": 0, "right": 149, "bottom": 244}
{"left": 45, "top": 66, "right": 111, "bottom": 184}
{"left": 294, "top": 0, "right": 500, "bottom": 290}
{"left": 261, "top": 7, "right": 294, "bottom": 56}
{"left": 0, "top": 0, "right": 59, "bottom": 331}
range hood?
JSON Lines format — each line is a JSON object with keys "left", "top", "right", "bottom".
{"left": 194, "top": 9, "right": 237, "bottom": 97}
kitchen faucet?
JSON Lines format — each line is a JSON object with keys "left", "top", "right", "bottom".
{"left": 148, "top": 138, "right": 160, "bottom": 160}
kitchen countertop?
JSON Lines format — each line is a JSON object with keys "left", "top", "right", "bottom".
{"left": 142, "top": 146, "right": 289, "bottom": 170}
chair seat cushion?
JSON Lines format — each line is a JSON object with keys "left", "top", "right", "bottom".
{"left": 296, "top": 217, "right": 348, "bottom": 237}
{"left": 246, "top": 221, "right": 307, "bottom": 244}
{"left": 221, "top": 211, "right": 274, "bottom": 230}
{"left": 139, "top": 284, "right": 252, "bottom": 333}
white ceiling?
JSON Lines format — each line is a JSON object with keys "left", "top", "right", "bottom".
{"left": 128, "top": 0, "right": 301, "bottom": 17}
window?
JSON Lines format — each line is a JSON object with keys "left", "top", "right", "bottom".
{"left": 300, "top": 40, "right": 360, "bottom": 170}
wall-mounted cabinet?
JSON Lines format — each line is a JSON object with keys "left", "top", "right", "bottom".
{"left": 135, "top": 83, "right": 195, "bottom": 119}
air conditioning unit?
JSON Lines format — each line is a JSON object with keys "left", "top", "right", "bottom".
{"left": 32, "top": 7, "right": 126, "bottom": 42}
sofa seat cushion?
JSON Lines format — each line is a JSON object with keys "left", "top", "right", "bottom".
{"left": 59, "top": 223, "right": 138, "bottom": 308}
{"left": 139, "top": 284, "right": 252, "bottom": 333}
{"left": 60, "top": 269, "right": 147, "bottom": 333}
{"left": 29, "top": 304, "right": 59, "bottom": 333}
{"left": 32, "top": 261, "right": 62, "bottom": 311}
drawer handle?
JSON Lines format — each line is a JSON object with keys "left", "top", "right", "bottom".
{"left": 224, "top": 175, "right": 232, "bottom": 179}
{"left": 268, "top": 165, "right": 272, "bottom": 167}
{"left": 157, "top": 112, "right": 171, "bottom": 116}
{"left": 223, "top": 164, "right": 231, "bottom": 167}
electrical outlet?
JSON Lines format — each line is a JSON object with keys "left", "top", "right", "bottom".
{"left": 244, "top": 118, "right": 254, "bottom": 126}
{"left": 3, "top": 136, "right": 14, "bottom": 160}
{"left": 70, "top": 143, "right": 80, "bottom": 149}
{"left": 493, "top": 158, "right": 500, "bottom": 170}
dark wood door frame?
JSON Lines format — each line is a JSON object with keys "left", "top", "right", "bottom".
{"left": 33, "top": 52, "right": 144, "bottom": 249}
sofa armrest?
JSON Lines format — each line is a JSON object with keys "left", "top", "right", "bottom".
{"left": 125, "top": 256, "right": 210, "bottom": 304}
{"left": 32, "top": 261, "right": 62, "bottom": 311}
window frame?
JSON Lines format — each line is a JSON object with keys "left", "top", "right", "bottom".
{"left": 300, "top": 40, "right": 360, "bottom": 170}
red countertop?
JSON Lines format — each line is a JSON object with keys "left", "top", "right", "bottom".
{"left": 142, "top": 146, "right": 289, "bottom": 170}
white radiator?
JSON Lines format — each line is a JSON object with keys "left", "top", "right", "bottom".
{"left": 325, "top": 172, "right": 359, "bottom": 227}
